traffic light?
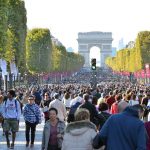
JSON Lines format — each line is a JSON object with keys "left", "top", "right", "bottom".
{"left": 91, "top": 58, "right": 96, "bottom": 70}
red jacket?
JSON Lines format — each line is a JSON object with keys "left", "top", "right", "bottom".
{"left": 105, "top": 96, "right": 115, "bottom": 110}
{"left": 110, "top": 102, "right": 119, "bottom": 114}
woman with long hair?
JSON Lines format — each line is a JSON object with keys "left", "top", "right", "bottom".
{"left": 40, "top": 92, "right": 51, "bottom": 122}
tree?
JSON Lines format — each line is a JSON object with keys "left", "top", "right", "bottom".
{"left": 0, "top": 0, "right": 8, "bottom": 58}
{"left": 7, "top": 0, "right": 27, "bottom": 72}
{"left": 26, "top": 28, "right": 52, "bottom": 74}
{"left": 106, "top": 31, "right": 150, "bottom": 73}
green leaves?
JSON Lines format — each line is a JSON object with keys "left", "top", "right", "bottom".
{"left": 0, "top": 0, "right": 8, "bottom": 57}
{"left": 0, "top": 0, "right": 27, "bottom": 73}
{"left": 7, "top": 0, "right": 27, "bottom": 72}
{"left": 26, "top": 28, "right": 52, "bottom": 74}
{"left": 0, "top": 0, "right": 84, "bottom": 75}
{"left": 51, "top": 45, "right": 84, "bottom": 73}
{"left": 106, "top": 31, "right": 150, "bottom": 73}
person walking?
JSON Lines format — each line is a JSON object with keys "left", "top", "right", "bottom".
{"left": 31, "top": 87, "right": 42, "bottom": 105}
{"left": 145, "top": 121, "right": 150, "bottom": 150}
{"left": 49, "top": 93, "right": 66, "bottom": 122}
{"left": 110, "top": 94, "right": 122, "bottom": 114}
{"left": 2, "top": 90, "right": 21, "bottom": 149}
{"left": 97, "top": 102, "right": 111, "bottom": 130}
{"left": 62, "top": 92, "right": 72, "bottom": 110}
{"left": 105, "top": 91, "right": 115, "bottom": 110}
{"left": 0, "top": 95, "right": 4, "bottom": 135}
{"left": 41, "top": 107, "right": 65, "bottom": 150}
{"left": 23, "top": 95, "right": 41, "bottom": 148}
{"left": 62, "top": 108, "right": 97, "bottom": 150}
{"left": 40, "top": 92, "right": 51, "bottom": 122}
{"left": 93, "top": 104, "right": 146, "bottom": 150}
{"left": 79, "top": 93, "right": 98, "bottom": 125}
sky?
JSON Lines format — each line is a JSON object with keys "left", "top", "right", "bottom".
{"left": 24, "top": 0, "right": 150, "bottom": 53}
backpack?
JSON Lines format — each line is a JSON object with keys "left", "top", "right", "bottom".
{"left": 5, "top": 99, "right": 18, "bottom": 113}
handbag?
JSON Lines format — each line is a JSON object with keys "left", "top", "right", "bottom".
{"left": 28, "top": 106, "right": 40, "bottom": 125}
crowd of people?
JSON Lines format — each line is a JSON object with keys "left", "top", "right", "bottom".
{"left": 0, "top": 80, "right": 149, "bottom": 150}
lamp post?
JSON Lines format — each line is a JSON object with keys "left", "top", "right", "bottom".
{"left": 18, "top": 73, "right": 21, "bottom": 88}
{"left": 0, "top": 67, "right": 2, "bottom": 90}
{"left": 13, "top": 73, "right": 15, "bottom": 89}
{"left": 38, "top": 44, "right": 43, "bottom": 72}
{"left": 41, "top": 72, "right": 43, "bottom": 85}
{"left": 4, "top": 74, "right": 7, "bottom": 92}
{"left": 9, "top": 72, "right": 13, "bottom": 89}
{"left": 38, "top": 74, "right": 40, "bottom": 85}
{"left": 25, "top": 73, "right": 27, "bottom": 88}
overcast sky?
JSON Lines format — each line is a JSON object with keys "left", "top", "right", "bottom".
{"left": 24, "top": 0, "right": 150, "bottom": 52}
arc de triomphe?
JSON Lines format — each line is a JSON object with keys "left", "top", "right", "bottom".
{"left": 77, "top": 31, "right": 113, "bottom": 68}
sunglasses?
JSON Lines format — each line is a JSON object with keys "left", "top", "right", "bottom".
{"left": 45, "top": 95, "right": 48, "bottom": 96}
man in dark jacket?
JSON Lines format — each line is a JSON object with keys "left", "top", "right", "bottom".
{"left": 93, "top": 104, "right": 146, "bottom": 150}
{"left": 79, "top": 93, "right": 98, "bottom": 125}
{"left": 31, "top": 88, "right": 42, "bottom": 106}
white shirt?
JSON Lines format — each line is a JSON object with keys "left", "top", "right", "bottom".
{"left": 147, "top": 99, "right": 150, "bottom": 107}
{"left": 63, "top": 97, "right": 72, "bottom": 108}
{"left": 49, "top": 99, "right": 66, "bottom": 121}
{"left": 70, "top": 96, "right": 83, "bottom": 107}
{"left": 129, "top": 100, "right": 139, "bottom": 106}
{"left": 3, "top": 98, "right": 21, "bottom": 120}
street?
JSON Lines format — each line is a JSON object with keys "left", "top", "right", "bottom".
{"left": 0, "top": 115, "right": 44, "bottom": 150}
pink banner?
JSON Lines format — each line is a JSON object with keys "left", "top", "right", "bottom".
{"left": 141, "top": 70, "right": 145, "bottom": 78}
{"left": 136, "top": 72, "right": 140, "bottom": 78}
{"left": 134, "top": 72, "right": 137, "bottom": 78}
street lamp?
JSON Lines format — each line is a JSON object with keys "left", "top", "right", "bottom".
{"left": 13, "top": 73, "right": 15, "bottom": 89}
{"left": 38, "top": 74, "right": 40, "bottom": 85}
{"left": 38, "top": 44, "right": 43, "bottom": 72}
{"left": 9, "top": 72, "right": 13, "bottom": 89}
{"left": 4, "top": 74, "right": 8, "bottom": 92}
{"left": 0, "top": 67, "right": 2, "bottom": 90}
{"left": 25, "top": 73, "right": 27, "bottom": 87}
{"left": 18, "top": 72, "right": 21, "bottom": 88}
{"left": 41, "top": 72, "right": 43, "bottom": 85}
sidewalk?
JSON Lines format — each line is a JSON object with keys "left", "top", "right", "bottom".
{"left": 0, "top": 115, "right": 44, "bottom": 150}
